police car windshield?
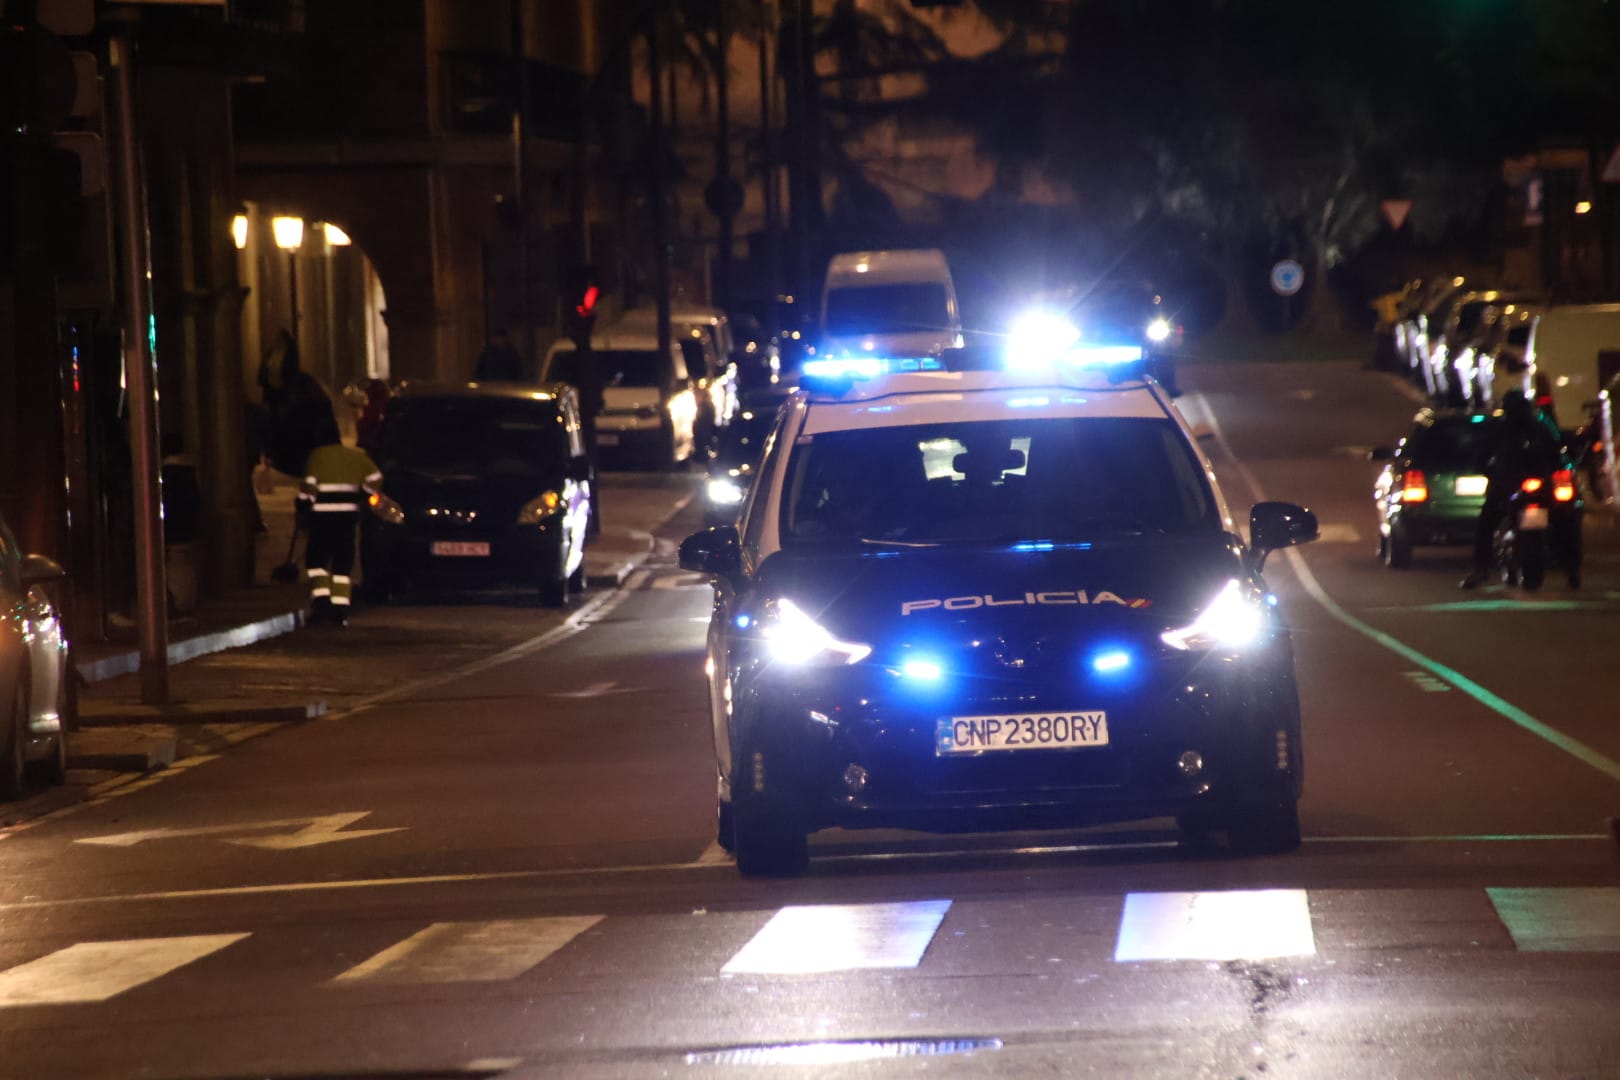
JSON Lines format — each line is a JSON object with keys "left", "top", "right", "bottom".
{"left": 824, "top": 284, "right": 950, "bottom": 337}
{"left": 782, "top": 417, "right": 1218, "bottom": 547}
{"left": 376, "top": 398, "right": 566, "bottom": 477}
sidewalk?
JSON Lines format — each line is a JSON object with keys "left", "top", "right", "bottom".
{"left": 59, "top": 472, "right": 698, "bottom": 786}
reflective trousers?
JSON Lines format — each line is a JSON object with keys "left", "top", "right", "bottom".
{"left": 305, "top": 512, "right": 358, "bottom": 609}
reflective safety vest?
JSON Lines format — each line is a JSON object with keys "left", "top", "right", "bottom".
{"left": 298, "top": 443, "right": 382, "bottom": 514}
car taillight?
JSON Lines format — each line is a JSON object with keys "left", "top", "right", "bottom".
{"left": 1553, "top": 469, "right": 1575, "bottom": 502}
{"left": 1400, "top": 469, "right": 1428, "bottom": 502}
{"left": 1520, "top": 477, "right": 1543, "bottom": 494}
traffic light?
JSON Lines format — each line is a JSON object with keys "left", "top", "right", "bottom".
{"left": 565, "top": 265, "right": 598, "bottom": 349}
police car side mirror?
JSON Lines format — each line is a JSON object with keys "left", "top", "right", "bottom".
{"left": 680, "top": 525, "right": 742, "bottom": 579}
{"left": 1248, "top": 502, "right": 1318, "bottom": 570}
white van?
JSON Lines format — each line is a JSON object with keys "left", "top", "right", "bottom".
{"left": 820, "top": 249, "right": 963, "bottom": 360}
{"left": 610, "top": 304, "right": 740, "bottom": 430}
{"left": 1527, "top": 303, "right": 1620, "bottom": 429}
{"left": 1526, "top": 302, "right": 1620, "bottom": 503}
{"left": 541, "top": 331, "right": 699, "bottom": 469}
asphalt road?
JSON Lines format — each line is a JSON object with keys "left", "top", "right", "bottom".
{"left": 2, "top": 361, "right": 1618, "bottom": 1080}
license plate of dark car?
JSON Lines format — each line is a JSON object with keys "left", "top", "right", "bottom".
{"left": 431, "top": 541, "right": 491, "bottom": 557}
{"left": 936, "top": 712, "right": 1110, "bottom": 755}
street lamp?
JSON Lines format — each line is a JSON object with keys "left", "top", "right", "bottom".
{"left": 272, "top": 215, "right": 305, "bottom": 334}
{"left": 230, "top": 213, "right": 248, "bottom": 250}
{"left": 323, "top": 222, "right": 352, "bottom": 246}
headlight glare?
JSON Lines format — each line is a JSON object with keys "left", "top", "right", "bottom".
{"left": 1146, "top": 316, "right": 1173, "bottom": 343}
{"left": 1160, "top": 579, "right": 1266, "bottom": 651}
{"left": 758, "top": 597, "right": 871, "bottom": 666}
{"left": 706, "top": 476, "right": 746, "bottom": 506}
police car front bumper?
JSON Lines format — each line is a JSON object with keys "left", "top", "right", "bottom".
{"left": 730, "top": 647, "right": 1303, "bottom": 834}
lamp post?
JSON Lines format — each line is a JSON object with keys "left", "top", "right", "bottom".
{"left": 272, "top": 215, "right": 304, "bottom": 338}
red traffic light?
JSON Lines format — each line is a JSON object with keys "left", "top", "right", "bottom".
{"left": 575, "top": 285, "right": 599, "bottom": 318}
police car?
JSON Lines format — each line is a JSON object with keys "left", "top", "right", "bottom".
{"left": 679, "top": 338, "right": 1319, "bottom": 876}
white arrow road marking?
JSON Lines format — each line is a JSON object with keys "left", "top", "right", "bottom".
{"left": 335, "top": 916, "right": 602, "bottom": 984}
{"left": 0, "top": 934, "right": 248, "bottom": 1006}
{"left": 74, "top": 812, "right": 404, "bottom": 850}
{"left": 548, "top": 681, "right": 642, "bottom": 699}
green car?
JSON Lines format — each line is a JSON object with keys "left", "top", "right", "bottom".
{"left": 1373, "top": 410, "right": 1498, "bottom": 568}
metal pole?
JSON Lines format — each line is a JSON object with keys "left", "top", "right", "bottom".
{"left": 649, "top": 19, "right": 672, "bottom": 368}
{"left": 715, "top": 2, "right": 733, "bottom": 312}
{"left": 759, "top": 0, "right": 780, "bottom": 338}
{"left": 796, "top": 0, "right": 817, "bottom": 305}
{"left": 511, "top": 0, "right": 530, "bottom": 366}
{"left": 107, "top": 31, "right": 169, "bottom": 705}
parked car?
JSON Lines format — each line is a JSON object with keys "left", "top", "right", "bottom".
{"left": 1, "top": 515, "right": 71, "bottom": 799}
{"left": 361, "top": 382, "right": 593, "bottom": 606}
{"left": 612, "top": 305, "right": 740, "bottom": 443}
{"left": 1432, "top": 291, "right": 1533, "bottom": 407}
{"left": 1372, "top": 409, "right": 1499, "bottom": 568}
{"left": 543, "top": 331, "right": 700, "bottom": 470}
{"left": 1401, "top": 276, "right": 1467, "bottom": 391}
{"left": 1471, "top": 304, "right": 1538, "bottom": 411}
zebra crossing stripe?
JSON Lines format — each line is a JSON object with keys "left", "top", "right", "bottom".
{"left": 1113, "top": 890, "right": 1316, "bottom": 962}
{"left": 722, "top": 900, "right": 951, "bottom": 975}
{"left": 334, "top": 916, "right": 603, "bottom": 984}
{"left": 0, "top": 934, "right": 248, "bottom": 1006}
{"left": 1487, "top": 887, "right": 1620, "bottom": 952}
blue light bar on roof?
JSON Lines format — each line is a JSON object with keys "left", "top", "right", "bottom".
{"left": 802, "top": 355, "right": 944, "bottom": 380}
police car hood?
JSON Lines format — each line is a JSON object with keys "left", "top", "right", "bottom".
{"left": 758, "top": 535, "right": 1245, "bottom": 645}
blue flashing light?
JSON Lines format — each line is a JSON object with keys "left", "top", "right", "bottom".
{"left": 735, "top": 614, "right": 752, "bottom": 629}
{"left": 803, "top": 355, "right": 943, "bottom": 381}
{"left": 1012, "top": 540, "right": 1056, "bottom": 552}
{"left": 804, "top": 356, "right": 884, "bottom": 379}
{"left": 1007, "top": 396, "right": 1051, "bottom": 408}
{"left": 1265, "top": 593, "right": 1278, "bottom": 607}
{"left": 1470, "top": 414, "right": 1487, "bottom": 423}
{"left": 1091, "top": 649, "right": 1132, "bottom": 674}
{"left": 901, "top": 658, "right": 944, "bottom": 681}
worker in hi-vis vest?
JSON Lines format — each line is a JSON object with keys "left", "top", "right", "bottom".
{"left": 296, "top": 416, "right": 381, "bottom": 626}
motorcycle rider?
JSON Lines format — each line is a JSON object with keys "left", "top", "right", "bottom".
{"left": 1461, "top": 389, "right": 1576, "bottom": 589}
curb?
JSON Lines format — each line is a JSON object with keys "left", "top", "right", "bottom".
{"left": 78, "top": 700, "right": 328, "bottom": 727}
{"left": 66, "top": 732, "right": 177, "bottom": 773}
{"left": 76, "top": 610, "right": 304, "bottom": 685}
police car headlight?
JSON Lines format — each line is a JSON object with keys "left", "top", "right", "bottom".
{"left": 758, "top": 597, "right": 871, "bottom": 667}
{"left": 516, "top": 490, "right": 564, "bottom": 525}
{"left": 1146, "top": 317, "right": 1173, "bottom": 343}
{"left": 706, "top": 476, "right": 746, "bottom": 506}
{"left": 1159, "top": 579, "right": 1266, "bottom": 652}
{"left": 367, "top": 491, "right": 406, "bottom": 526}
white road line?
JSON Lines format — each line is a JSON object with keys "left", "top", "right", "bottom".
{"left": 0, "top": 933, "right": 247, "bottom": 1006}
{"left": 1487, "top": 887, "right": 1620, "bottom": 952}
{"left": 1201, "top": 395, "right": 1620, "bottom": 785}
{"left": 335, "top": 916, "right": 602, "bottom": 984}
{"left": 722, "top": 900, "right": 952, "bottom": 975}
{"left": 1113, "top": 890, "right": 1316, "bottom": 963}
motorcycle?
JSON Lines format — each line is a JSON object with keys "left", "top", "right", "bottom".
{"left": 1491, "top": 468, "right": 1581, "bottom": 590}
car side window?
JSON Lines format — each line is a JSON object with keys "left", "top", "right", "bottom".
{"left": 740, "top": 408, "right": 792, "bottom": 553}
